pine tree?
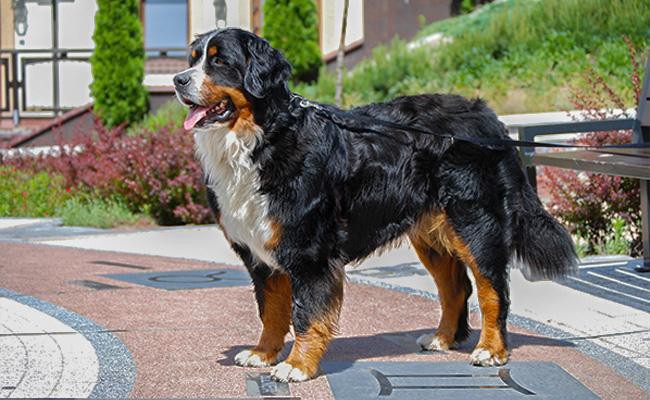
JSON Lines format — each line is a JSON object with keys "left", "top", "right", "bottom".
{"left": 263, "top": 0, "right": 321, "bottom": 82}
{"left": 90, "top": 0, "right": 148, "bottom": 127}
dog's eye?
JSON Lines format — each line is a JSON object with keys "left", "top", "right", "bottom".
{"left": 212, "top": 57, "right": 226, "bottom": 66}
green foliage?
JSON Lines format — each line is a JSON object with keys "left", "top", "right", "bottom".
{"left": 58, "top": 196, "right": 149, "bottom": 229}
{"left": 574, "top": 235, "right": 589, "bottom": 259}
{"left": 540, "top": 43, "right": 642, "bottom": 257}
{"left": 604, "top": 217, "right": 631, "bottom": 255}
{"left": 461, "top": 0, "right": 477, "bottom": 14}
{"left": 90, "top": 0, "right": 148, "bottom": 127}
{"left": 128, "top": 100, "right": 186, "bottom": 135}
{"left": 0, "top": 167, "right": 70, "bottom": 218}
{"left": 0, "top": 166, "right": 148, "bottom": 228}
{"left": 263, "top": 0, "right": 321, "bottom": 82}
{"left": 299, "top": 0, "right": 649, "bottom": 114}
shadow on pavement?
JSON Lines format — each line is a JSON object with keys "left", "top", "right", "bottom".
{"left": 219, "top": 328, "right": 574, "bottom": 369}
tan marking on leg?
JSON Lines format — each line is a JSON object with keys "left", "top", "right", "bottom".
{"left": 444, "top": 218, "right": 509, "bottom": 364}
{"left": 264, "top": 219, "right": 283, "bottom": 251}
{"left": 213, "top": 212, "right": 233, "bottom": 244}
{"left": 277, "top": 276, "right": 343, "bottom": 380}
{"left": 411, "top": 211, "right": 508, "bottom": 363}
{"left": 241, "top": 273, "right": 291, "bottom": 366}
{"left": 465, "top": 266, "right": 509, "bottom": 364}
{"left": 409, "top": 233, "right": 469, "bottom": 349}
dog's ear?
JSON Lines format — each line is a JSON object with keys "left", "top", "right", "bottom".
{"left": 244, "top": 36, "right": 292, "bottom": 99}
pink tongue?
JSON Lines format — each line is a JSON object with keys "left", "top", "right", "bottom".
{"left": 184, "top": 106, "right": 209, "bottom": 130}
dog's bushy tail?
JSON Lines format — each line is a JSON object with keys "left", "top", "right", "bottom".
{"left": 514, "top": 183, "right": 578, "bottom": 281}
{"left": 501, "top": 157, "right": 578, "bottom": 281}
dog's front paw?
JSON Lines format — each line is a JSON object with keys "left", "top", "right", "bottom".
{"left": 270, "top": 361, "right": 311, "bottom": 382}
{"left": 417, "top": 333, "right": 454, "bottom": 351}
{"left": 469, "top": 347, "right": 509, "bottom": 367}
{"left": 234, "top": 349, "right": 273, "bottom": 367}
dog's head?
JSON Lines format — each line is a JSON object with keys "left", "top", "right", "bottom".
{"left": 173, "top": 28, "right": 291, "bottom": 131}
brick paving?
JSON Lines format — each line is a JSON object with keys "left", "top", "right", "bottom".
{"left": 1, "top": 241, "right": 648, "bottom": 399}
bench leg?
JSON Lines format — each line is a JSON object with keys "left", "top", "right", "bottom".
{"left": 636, "top": 179, "right": 650, "bottom": 273}
{"left": 526, "top": 165, "right": 537, "bottom": 193}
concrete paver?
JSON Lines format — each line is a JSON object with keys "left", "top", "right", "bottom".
{"left": 40, "top": 226, "right": 240, "bottom": 264}
{"left": 0, "top": 298, "right": 99, "bottom": 398}
{"left": 0, "top": 218, "right": 46, "bottom": 230}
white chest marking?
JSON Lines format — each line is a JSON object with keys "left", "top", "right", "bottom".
{"left": 194, "top": 124, "right": 280, "bottom": 269}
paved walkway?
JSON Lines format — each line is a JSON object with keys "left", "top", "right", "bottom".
{"left": 0, "top": 297, "right": 98, "bottom": 398}
{"left": 0, "top": 219, "right": 649, "bottom": 399}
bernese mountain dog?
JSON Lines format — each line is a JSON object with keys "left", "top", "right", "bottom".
{"left": 173, "top": 28, "right": 577, "bottom": 382}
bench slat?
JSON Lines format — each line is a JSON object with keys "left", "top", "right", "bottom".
{"left": 533, "top": 150, "right": 650, "bottom": 180}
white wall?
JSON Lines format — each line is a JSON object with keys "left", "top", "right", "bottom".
{"left": 189, "top": 0, "right": 251, "bottom": 37}
{"left": 320, "top": 0, "right": 364, "bottom": 55}
{"left": 14, "top": 0, "right": 96, "bottom": 110}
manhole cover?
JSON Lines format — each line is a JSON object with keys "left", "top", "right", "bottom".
{"left": 322, "top": 361, "right": 598, "bottom": 400}
{"left": 103, "top": 269, "right": 250, "bottom": 290}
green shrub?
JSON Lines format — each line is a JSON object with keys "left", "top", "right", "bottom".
{"left": 263, "top": 0, "right": 321, "bottom": 82}
{"left": 604, "top": 217, "right": 631, "bottom": 256}
{"left": 4, "top": 120, "right": 212, "bottom": 226}
{"left": 90, "top": 0, "right": 148, "bottom": 127}
{"left": 299, "top": 0, "right": 649, "bottom": 113}
{"left": 58, "top": 196, "right": 149, "bottom": 229}
{"left": 539, "top": 42, "right": 642, "bottom": 257}
{"left": 0, "top": 167, "right": 70, "bottom": 218}
{"left": 128, "top": 100, "right": 186, "bottom": 135}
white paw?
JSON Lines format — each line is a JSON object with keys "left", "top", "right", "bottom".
{"left": 417, "top": 334, "right": 451, "bottom": 351}
{"left": 470, "top": 347, "right": 507, "bottom": 367}
{"left": 234, "top": 350, "right": 270, "bottom": 367}
{"left": 271, "top": 361, "right": 310, "bottom": 382}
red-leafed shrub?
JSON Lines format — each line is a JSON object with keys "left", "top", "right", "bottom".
{"left": 4, "top": 119, "right": 211, "bottom": 226}
{"left": 539, "top": 37, "right": 643, "bottom": 255}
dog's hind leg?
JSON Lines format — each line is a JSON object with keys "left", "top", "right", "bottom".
{"left": 270, "top": 268, "right": 344, "bottom": 382}
{"left": 235, "top": 270, "right": 292, "bottom": 368}
{"left": 444, "top": 210, "right": 511, "bottom": 367}
{"left": 409, "top": 235, "right": 472, "bottom": 351}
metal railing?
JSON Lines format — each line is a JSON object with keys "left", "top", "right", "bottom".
{"left": 0, "top": 47, "right": 187, "bottom": 124}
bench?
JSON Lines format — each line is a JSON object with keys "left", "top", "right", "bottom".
{"left": 516, "top": 55, "right": 650, "bottom": 272}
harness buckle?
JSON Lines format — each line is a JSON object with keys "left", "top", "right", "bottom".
{"left": 293, "top": 94, "right": 323, "bottom": 111}
{"left": 299, "top": 99, "right": 311, "bottom": 108}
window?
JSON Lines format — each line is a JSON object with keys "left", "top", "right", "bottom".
{"left": 143, "top": 0, "right": 188, "bottom": 51}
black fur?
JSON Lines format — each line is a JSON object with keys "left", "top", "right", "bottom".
{"left": 182, "top": 28, "right": 577, "bottom": 349}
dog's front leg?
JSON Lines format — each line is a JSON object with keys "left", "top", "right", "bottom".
{"left": 271, "top": 268, "right": 344, "bottom": 382}
{"left": 235, "top": 270, "right": 291, "bottom": 367}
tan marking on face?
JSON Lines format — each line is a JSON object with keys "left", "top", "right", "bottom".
{"left": 250, "top": 273, "right": 292, "bottom": 364}
{"left": 191, "top": 49, "right": 198, "bottom": 59}
{"left": 200, "top": 80, "right": 258, "bottom": 135}
{"left": 208, "top": 46, "right": 217, "bottom": 56}
{"left": 282, "top": 275, "right": 343, "bottom": 379}
{"left": 264, "top": 220, "right": 283, "bottom": 251}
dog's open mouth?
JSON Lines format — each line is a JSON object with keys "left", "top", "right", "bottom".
{"left": 183, "top": 98, "right": 234, "bottom": 130}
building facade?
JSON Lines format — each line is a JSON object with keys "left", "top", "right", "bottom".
{"left": 0, "top": 0, "right": 449, "bottom": 124}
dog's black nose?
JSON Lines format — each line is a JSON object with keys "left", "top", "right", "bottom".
{"left": 174, "top": 72, "right": 191, "bottom": 87}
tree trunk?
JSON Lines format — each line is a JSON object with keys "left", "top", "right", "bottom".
{"left": 335, "top": 0, "right": 350, "bottom": 107}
